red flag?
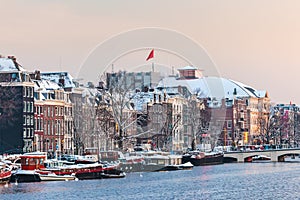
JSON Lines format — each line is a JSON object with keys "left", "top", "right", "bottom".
{"left": 146, "top": 49, "right": 154, "bottom": 61}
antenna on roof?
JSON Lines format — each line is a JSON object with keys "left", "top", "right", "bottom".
{"left": 112, "top": 63, "right": 114, "bottom": 73}
{"left": 59, "top": 56, "right": 62, "bottom": 71}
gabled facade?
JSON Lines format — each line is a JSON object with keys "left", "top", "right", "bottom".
{"left": 0, "top": 56, "right": 34, "bottom": 154}
{"left": 32, "top": 71, "right": 74, "bottom": 157}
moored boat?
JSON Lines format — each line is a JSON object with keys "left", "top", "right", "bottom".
{"left": 157, "top": 162, "right": 194, "bottom": 171}
{"left": 0, "top": 162, "right": 12, "bottom": 184}
{"left": 252, "top": 155, "right": 271, "bottom": 162}
{"left": 100, "top": 150, "right": 192, "bottom": 173}
{"left": 10, "top": 152, "right": 47, "bottom": 183}
{"left": 39, "top": 172, "right": 76, "bottom": 181}
{"left": 41, "top": 161, "right": 125, "bottom": 180}
{"left": 182, "top": 151, "right": 224, "bottom": 166}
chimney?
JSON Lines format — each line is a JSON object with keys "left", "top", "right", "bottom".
{"left": 8, "top": 55, "right": 18, "bottom": 68}
{"left": 35, "top": 70, "right": 41, "bottom": 80}
{"left": 8, "top": 55, "right": 16, "bottom": 62}
{"left": 98, "top": 81, "right": 104, "bottom": 89}
{"left": 59, "top": 74, "right": 65, "bottom": 87}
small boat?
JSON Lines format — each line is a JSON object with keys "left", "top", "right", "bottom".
{"left": 284, "top": 154, "right": 300, "bottom": 162}
{"left": 251, "top": 155, "right": 271, "bottom": 162}
{"left": 0, "top": 162, "right": 12, "bottom": 184}
{"left": 182, "top": 151, "right": 224, "bottom": 166}
{"left": 10, "top": 152, "right": 47, "bottom": 183}
{"left": 75, "top": 155, "right": 98, "bottom": 164}
{"left": 157, "top": 162, "right": 194, "bottom": 171}
{"left": 39, "top": 172, "right": 75, "bottom": 181}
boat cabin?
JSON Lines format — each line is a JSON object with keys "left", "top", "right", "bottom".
{"left": 20, "top": 153, "right": 47, "bottom": 170}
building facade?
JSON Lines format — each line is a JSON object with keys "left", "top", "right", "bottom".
{"left": 0, "top": 56, "right": 34, "bottom": 154}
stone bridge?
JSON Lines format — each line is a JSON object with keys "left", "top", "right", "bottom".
{"left": 224, "top": 148, "right": 300, "bottom": 162}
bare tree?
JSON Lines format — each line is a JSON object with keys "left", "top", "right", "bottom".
{"left": 97, "top": 71, "right": 142, "bottom": 151}
{"left": 185, "top": 96, "right": 208, "bottom": 150}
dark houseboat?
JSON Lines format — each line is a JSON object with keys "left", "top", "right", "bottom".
{"left": 182, "top": 151, "right": 224, "bottom": 166}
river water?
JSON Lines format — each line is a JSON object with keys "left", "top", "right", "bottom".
{"left": 1, "top": 162, "right": 300, "bottom": 200}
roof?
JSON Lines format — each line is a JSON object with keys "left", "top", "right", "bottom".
{"left": 0, "top": 57, "right": 25, "bottom": 72}
{"left": 157, "top": 76, "right": 262, "bottom": 100}
{"left": 177, "top": 66, "right": 199, "bottom": 71}
{"left": 40, "top": 72, "right": 76, "bottom": 88}
{"left": 33, "top": 79, "right": 61, "bottom": 101}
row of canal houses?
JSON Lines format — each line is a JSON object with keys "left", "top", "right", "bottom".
{"left": 0, "top": 55, "right": 299, "bottom": 155}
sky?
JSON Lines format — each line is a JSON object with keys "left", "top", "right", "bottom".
{"left": 1, "top": 0, "right": 300, "bottom": 104}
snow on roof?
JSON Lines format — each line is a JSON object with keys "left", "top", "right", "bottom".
{"left": 132, "top": 92, "right": 153, "bottom": 111}
{"left": 33, "top": 79, "right": 61, "bottom": 100}
{"left": 0, "top": 57, "right": 25, "bottom": 72}
{"left": 177, "top": 66, "right": 199, "bottom": 70}
{"left": 40, "top": 72, "right": 76, "bottom": 88}
{"left": 157, "top": 76, "right": 261, "bottom": 100}
{"left": 255, "top": 90, "right": 267, "bottom": 98}
{"left": 229, "top": 79, "right": 258, "bottom": 98}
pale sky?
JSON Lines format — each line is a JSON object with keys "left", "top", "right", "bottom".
{"left": 1, "top": 0, "right": 300, "bottom": 104}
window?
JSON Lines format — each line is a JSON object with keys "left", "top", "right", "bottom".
{"left": 35, "top": 118, "right": 37, "bottom": 130}
{"left": 27, "top": 87, "right": 30, "bottom": 97}
{"left": 24, "top": 101, "right": 27, "bottom": 112}
{"left": 27, "top": 102, "right": 30, "bottom": 113}
{"left": 23, "top": 87, "right": 27, "bottom": 97}
{"left": 30, "top": 128, "right": 33, "bottom": 137}
{"left": 41, "top": 119, "right": 43, "bottom": 131}
{"left": 23, "top": 128, "right": 26, "bottom": 138}
{"left": 31, "top": 87, "right": 33, "bottom": 97}
{"left": 227, "top": 121, "right": 232, "bottom": 129}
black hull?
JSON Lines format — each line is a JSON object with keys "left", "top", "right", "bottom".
{"left": 75, "top": 168, "right": 125, "bottom": 180}
{"left": 119, "top": 163, "right": 165, "bottom": 173}
{"left": 10, "top": 173, "right": 41, "bottom": 183}
{"left": 182, "top": 153, "right": 224, "bottom": 166}
{"left": 0, "top": 176, "right": 11, "bottom": 184}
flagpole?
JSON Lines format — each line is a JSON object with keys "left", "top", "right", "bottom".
{"left": 152, "top": 62, "right": 154, "bottom": 72}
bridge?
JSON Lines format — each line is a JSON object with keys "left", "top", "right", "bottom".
{"left": 224, "top": 148, "right": 300, "bottom": 162}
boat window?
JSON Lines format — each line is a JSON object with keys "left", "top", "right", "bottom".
{"left": 29, "top": 158, "right": 35, "bottom": 165}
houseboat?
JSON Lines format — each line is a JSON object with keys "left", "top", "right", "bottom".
{"left": 182, "top": 151, "right": 224, "bottom": 166}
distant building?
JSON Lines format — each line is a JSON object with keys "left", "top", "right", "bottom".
{"left": 0, "top": 56, "right": 34, "bottom": 154}
{"left": 272, "top": 103, "right": 300, "bottom": 146}
{"left": 106, "top": 71, "right": 162, "bottom": 91}
{"left": 155, "top": 66, "right": 271, "bottom": 147}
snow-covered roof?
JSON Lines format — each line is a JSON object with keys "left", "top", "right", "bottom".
{"left": 132, "top": 92, "right": 153, "bottom": 111}
{"left": 33, "top": 79, "right": 61, "bottom": 100}
{"left": 40, "top": 72, "right": 76, "bottom": 88}
{"left": 0, "top": 57, "right": 25, "bottom": 72}
{"left": 157, "top": 76, "right": 261, "bottom": 100}
{"left": 177, "top": 66, "right": 199, "bottom": 70}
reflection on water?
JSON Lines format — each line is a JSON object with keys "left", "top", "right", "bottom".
{"left": 1, "top": 162, "right": 300, "bottom": 200}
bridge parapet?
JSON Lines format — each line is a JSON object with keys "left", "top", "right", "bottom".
{"left": 224, "top": 148, "right": 300, "bottom": 162}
